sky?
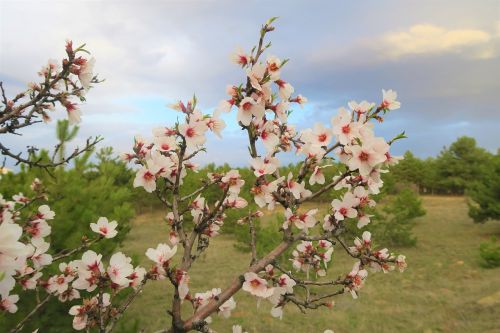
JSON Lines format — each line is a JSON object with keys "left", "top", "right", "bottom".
{"left": 1, "top": 0, "right": 499, "bottom": 168}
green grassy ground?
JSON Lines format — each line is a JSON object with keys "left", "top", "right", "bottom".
{"left": 119, "top": 196, "right": 500, "bottom": 333}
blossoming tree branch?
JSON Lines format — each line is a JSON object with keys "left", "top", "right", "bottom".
{"left": 0, "top": 18, "right": 408, "bottom": 333}
{"left": 0, "top": 41, "right": 102, "bottom": 169}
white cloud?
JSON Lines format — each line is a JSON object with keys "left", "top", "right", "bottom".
{"left": 311, "top": 23, "right": 499, "bottom": 68}
{"left": 381, "top": 24, "right": 494, "bottom": 59}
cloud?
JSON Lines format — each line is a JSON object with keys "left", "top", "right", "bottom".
{"left": 311, "top": 23, "right": 499, "bottom": 69}
{"left": 381, "top": 24, "right": 494, "bottom": 59}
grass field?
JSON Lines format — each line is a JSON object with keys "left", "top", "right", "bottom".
{"left": 118, "top": 196, "right": 500, "bottom": 333}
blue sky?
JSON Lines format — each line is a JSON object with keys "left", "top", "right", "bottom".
{"left": 1, "top": 0, "right": 499, "bottom": 167}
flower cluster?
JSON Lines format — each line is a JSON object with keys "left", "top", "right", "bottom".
{"left": 60, "top": 243, "right": 147, "bottom": 330}
{"left": 193, "top": 288, "right": 236, "bottom": 319}
{"left": 19, "top": 41, "right": 96, "bottom": 126}
{"left": 0, "top": 179, "right": 150, "bottom": 332}
{"left": 69, "top": 293, "right": 111, "bottom": 330}
{"left": 291, "top": 240, "right": 334, "bottom": 277}
{"left": 241, "top": 265, "right": 297, "bottom": 319}
{"left": 0, "top": 185, "right": 55, "bottom": 313}
{"left": 145, "top": 243, "right": 177, "bottom": 279}
{"left": 125, "top": 97, "right": 226, "bottom": 193}
{"left": 341, "top": 231, "right": 408, "bottom": 298}
{"left": 283, "top": 207, "right": 318, "bottom": 232}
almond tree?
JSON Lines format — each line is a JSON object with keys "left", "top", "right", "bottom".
{"left": 1, "top": 19, "right": 408, "bottom": 333}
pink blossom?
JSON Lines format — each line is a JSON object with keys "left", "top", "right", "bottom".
{"left": 309, "top": 166, "right": 325, "bottom": 185}
{"left": 250, "top": 157, "right": 277, "bottom": 177}
{"left": 37, "top": 205, "right": 55, "bottom": 220}
{"left": 65, "top": 101, "right": 81, "bottom": 125}
{"left": 357, "top": 231, "right": 372, "bottom": 248}
{"left": 154, "top": 136, "right": 178, "bottom": 152}
{"left": 275, "top": 101, "right": 290, "bottom": 122}
{"left": 291, "top": 94, "right": 308, "bottom": 107}
{"left": 47, "top": 274, "right": 72, "bottom": 295}
{"left": 357, "top": 212, "right": 373, "bottom": 229}
{"left": 242, "top": 272, "right": 274, "bottom": 298}
{"left": 224, "top": 195, "right": 248, "bottom": 209}
{"left": 168, "top": 101, "right": 188, "bottom": 113}
{"left": 57, "top": 288, "right": 80, "bottom": 303}
{"left": 221, "top": 170, "right": 245, "bottom": 194}
{"left": 292, "top": 241, "right": 333, "bottom": 277}
{"left": 237, "top": 97, "right": 265, "bottom": 126}
{"left": 30, "top": 238, "right": 53, "bottom": 269}
{"left": 216, "top": 99, "right": 235, "bottom": 114}
{"left": 304, "top": 123, "right": 333, "bottom": 146}
{"left": 68, "top": 304, "right": 87, "bottom": 330}
{"left": 322, "top": 214, "right": 336, "bottom": 232}
{"left": 371, "top": 248, "right": 392, "bottom": 273}
{"left": 331, "top": 192, "right": 359, "bottom": 221}
{"left": 269, "top": 274, "right": 296, "bottom": 319}
{"left": 266, "top": 55, "right": 282, "bottom": 80}
{"left": 331, "top": 107, "right": 360, "bottom": 145}
{"left": 299, "top": 143, "right": 326, "bottom": 160}
{"left": 20, "top": 272, "right": 42, "bottom": 290}
{"left": 381, "top": 89, "right": 401, "bottom": 110}
{"left": 169, "top": 230, "right": 179, "bottom": 245}
{"left": 128, "top": 266, "right": 147, "bottom": 289}
{"left": 190, "top": 195, "right": 205, "bottom": 221}
{"left": 179, "top": 120, "right": 208, "bottom": 147}
{"left": 59, "top": 261, "right": 78, "bottom": 276}
{"left": 251, "top": 176, "right": 284, "bottom": 209}
{"left": 0, "top": 294, "right": 19, "bottom": 313}
{"left": 384, "top": 151, "right": 403, "bottom": 166}
{"left": 284, "top": 208, "right": 317, "bottom": 232}
{"left": 276, "top": 273, "right": 296, "bottom": 293}
{"left": 345, "top": 261, "right": 368, "bottom": 299}
{"left": 275, "top": 79, "right": 294, "bottom": 100}
{"left": 285, "top": 173, "right": 310, "bottom": 200}
{"left": 107, "top": 252, "right": 134, "bottom": 287}
{"left": 151, "top": 152, "right": 175, "bottom": 178}
{"left": 205, "top": 114, "right": 226, "bottom": 138}
{"left": 363, "top": 167, "right": 385, "bottom": 194}
{"left": 347, "top": 140, "right": 387, "bottom": 177}
{"left": 353, "top": 186, "right": 375, "bottom": 208}
{"left": 145, "top": 243, "right": 177, "bottom": 266}
{"left": 73, "top": 250, "right": 104, "bottom": 292}
{"left": 0, "top": 221, "right": 27, "bottom": 259}
{"left": 90, "top": 217, "right": 118, "bottom": 239}
{"left": 230, "top": 48, "right": 250, "bottom": 67}
{"left": 259, "top": 121, "right": 280, "bottom": 152}
{"left": 396, "top": 255, "right": 407, "bottom": 272}
{"left": 177, "top": 270, "right": 190, "bottom": 302}
{"left": 218, "top": 296, "right": 236, "bottom": 318}
{"left": 348, "top": 100, "right": 374, "bottom": 119}
{"left": 133, "top": 161, "right": 160, "bottom": 193}
{"left": 78, "top": 57, "right": 95, "bottom": 91}
{"left": 26, "top": 219, "right": 51, "bottom": 239}
{"left": 152, "top": 126, "right": 177, "bottom": 137}
{"left": 246, "top": 63, "right": 266, "bottom": 91}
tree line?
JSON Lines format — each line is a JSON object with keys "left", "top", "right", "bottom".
{"left": 386, "top": 136, "right": 494, "bottom": 196}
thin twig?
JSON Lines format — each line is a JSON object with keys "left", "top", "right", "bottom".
{"left": 105, "top": 280, "right": 148, "bottom": 333}
{"left": 9, "top": 295, "right": 51, "bottom": 333}
{"left": 249, "top": 215, "right": 258, "bottom": 266}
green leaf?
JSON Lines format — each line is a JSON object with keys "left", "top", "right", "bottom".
{"left": 265, "top": 17, "right": 279, "bottom": 26}
{"left": 388, "top": 131, "right": 407, "bottom": 145}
